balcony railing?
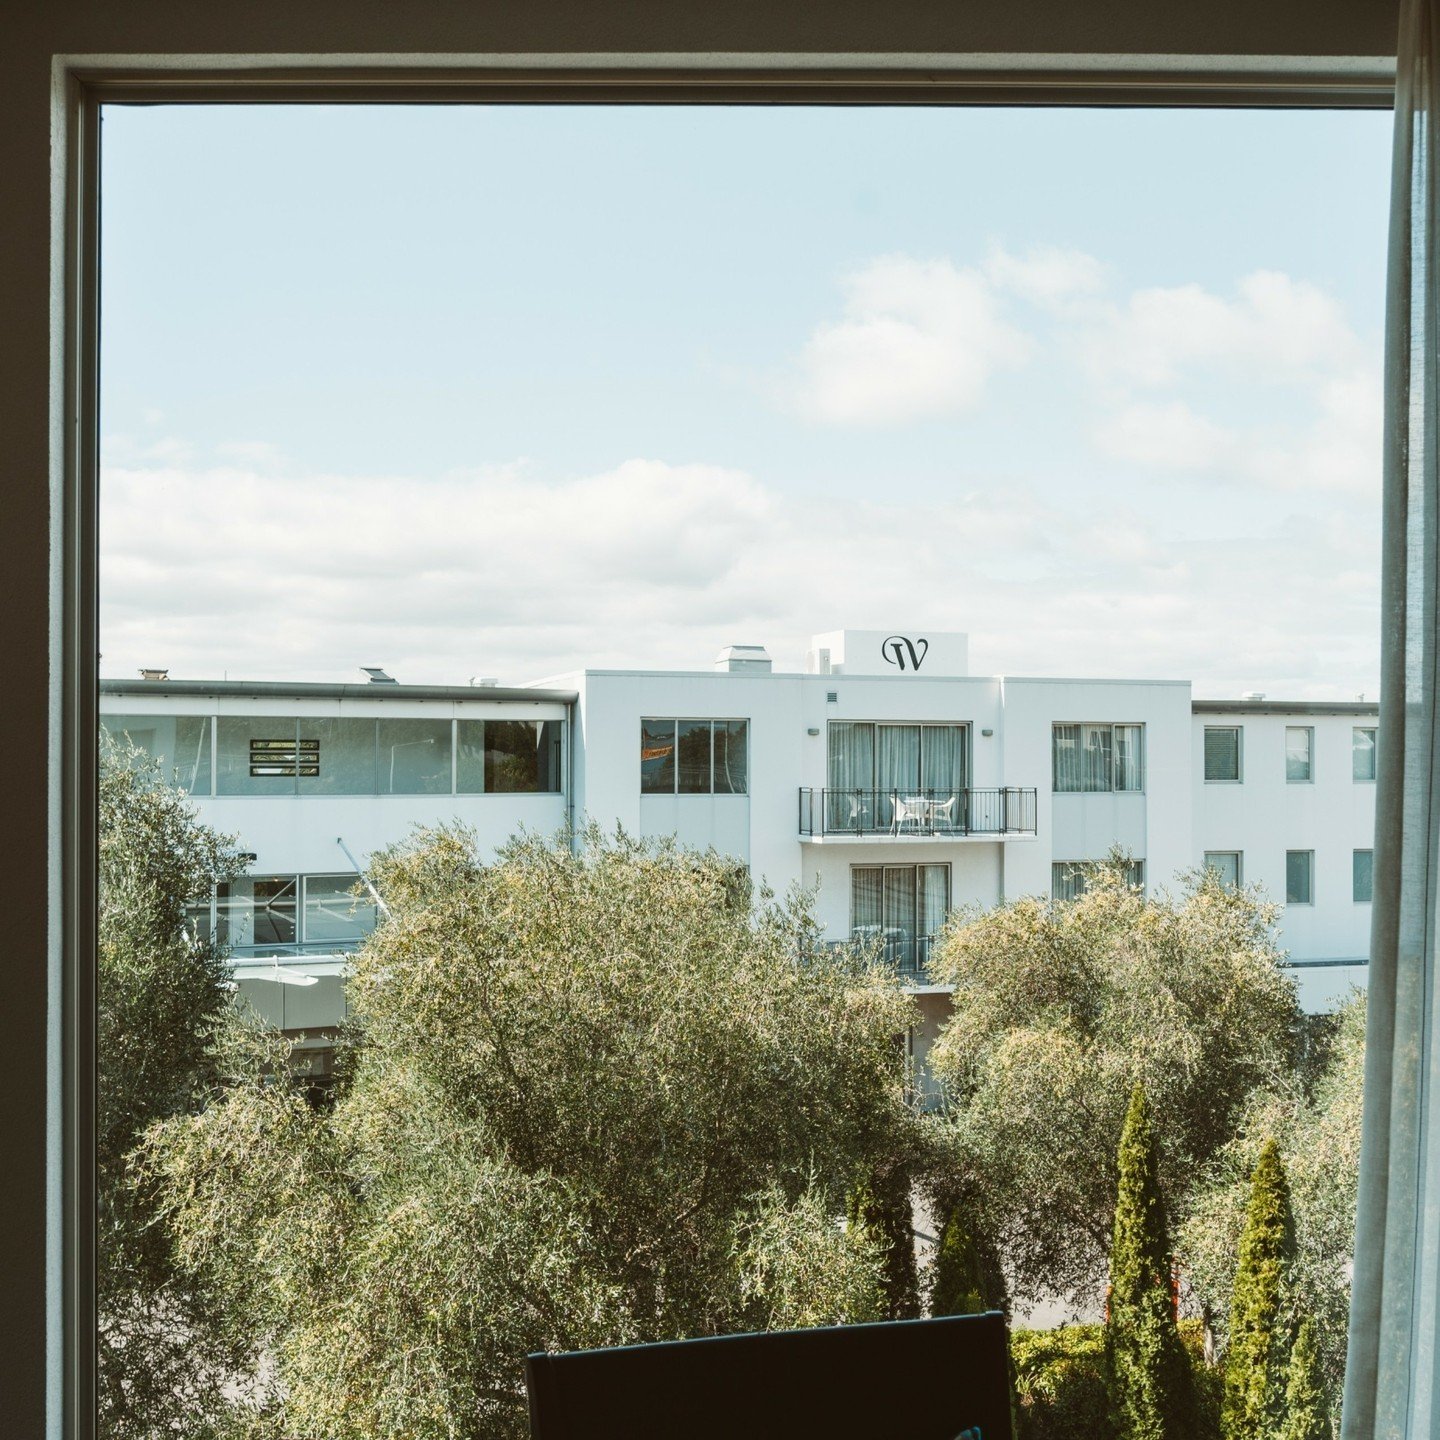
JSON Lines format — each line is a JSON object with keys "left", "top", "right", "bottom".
{"left": 798, "top": 787, "right": 1038, "bottom": 838}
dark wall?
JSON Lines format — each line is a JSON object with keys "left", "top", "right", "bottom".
{"left": 0, "top": 1, "right": 1400, "bottom": 1435}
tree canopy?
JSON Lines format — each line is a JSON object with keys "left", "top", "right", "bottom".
{"left": 927, "top": 861, "right": 1302, "bottom": 1307}
{"left": 144, "top": 826, "right": 920, "bottom": 1440}
{"left": 98, "top": 734, "right": 248, "bottom": 1439}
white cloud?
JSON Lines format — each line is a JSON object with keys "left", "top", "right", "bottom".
{"left": 100, "top": 451, "right": 1380, "bottom": 700}
{"left": 788, "top": 255, "right": 1031, "bottom": 425}
{"left": 984, "top": 244, "right": 1108, "bottom": 312}
{"left": 1085, "top": 270, "right": 1360, "bottom": 390}
{"left": 1091, "top": 401, "right": 1234, "bottom": 471}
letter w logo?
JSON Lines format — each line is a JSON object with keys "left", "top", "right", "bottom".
{"left": 882, "top": 636, "right": 929, "bottom": 672}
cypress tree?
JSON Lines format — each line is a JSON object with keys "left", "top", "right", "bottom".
{"left": 930, "top": 1202, "right": 1003, "bottom": 1317}
{"left": 1222, "top": 1139, "right": 1294, "bottom": 1440}
{"left": 1106, "top": 1082, "right": 1193, "bottom": 1440}
{"left": 848, "top": 1166, "right": 920, "bottom": 1320}
{"left": 1278, "top": 1318, "right": 1329, "bottom": 1440}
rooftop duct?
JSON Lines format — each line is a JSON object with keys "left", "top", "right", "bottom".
{"left": 715, "top": 644, "right": 772, "bottom": 674}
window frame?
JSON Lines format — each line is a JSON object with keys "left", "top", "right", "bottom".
{"left": 640, "top": 716, "right": 750, "bottom": 795}
{"left": 1203, "top": 850, "right": 1243, "bottom": 887}
{"left": 1353, "top": 724, "right": 1379, "bottom": 782}
{"left": 1050, "top": 721, "right": 1146, "bottom": 793}
{"left": 1354, "top": 847, "right": 1375, "bottom": 904}
{"left": 1203, "top": 724, "right": 1244, "bottom": 783}
{"left": 1285, "top": 724, "right": 1315, "bottom": 784}
{"left": 1286, "top": 848, "right": 1316, "bottom": 906}
{"left": 36, "top": 31, "right": 1399, "bottom": 1440}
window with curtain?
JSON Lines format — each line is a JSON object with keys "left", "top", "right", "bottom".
{"left": 1286, "top": 726, "right": 1314, "bottom": 783}
{"left": 1204, "top": 726, "right": 1242, "bottom": 782}
{"left": 849, "top": 863, "right": 950, "bottom": 971}
{"left": 826, "top": 722, "right": 969, "bottom": 829}
{"left": 1052, "top": 723, "right": 1144, "bottom": 792}
{"left": 1052, "top": 858, "right": 1145, "bottom": 899}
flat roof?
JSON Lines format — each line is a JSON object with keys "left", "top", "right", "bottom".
{"left": 1192, "top": 699, "right": 1378, "bottom": 717}
{"left": 100, "top": 678, "right": 578, "bottom": 704}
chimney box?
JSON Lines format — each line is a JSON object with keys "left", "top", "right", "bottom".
{"left": 715, "top": 645, "right": 772, "bottom": 674}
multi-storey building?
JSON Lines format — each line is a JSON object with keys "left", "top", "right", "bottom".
{"left": 101, "top": 628, "right": 1376, "bottom": 1086}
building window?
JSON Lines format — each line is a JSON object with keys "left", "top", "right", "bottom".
{"left": 640, "top": 718, "right": 748, "bottom": 795}
{"left": 1354, "top": 849, "right": 1375, "bottom": 904}
{"left": 1204, "top": 851, "right": 1242, "bottom": 888}
{"left": 1052, "top": 723, "right": 1144, "bottom": 793}
{"left": 825, "top": 722, "right": 969, "bottom": 829}
{"left": 1204, "top": 726, "right": 1242, "bottom": 782}
{"left": 1052, "top": 859, "right": 1145, "bottom": 900}
{"left": 103, "top": 712, "right": 213, "bottom": 794}
{"left": 1286, "top": 726, "right": 1314, "bottom": 783}
{"left": 457, "top": 719, "right": 564, "bottom": 794}
{"left": 1286, "top": 850, "right": 1314, "bottom": 905}
{"left": 1354, "top": 726, "right": 1378, "bottom": 781}
{"left": 850, "top": 864, "right": 949, "bottom": 975}
{"left": 195, "top": 872, "right": 378, "bottom": 957}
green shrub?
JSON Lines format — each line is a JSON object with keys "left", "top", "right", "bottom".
{"left": 1013, "top": 1322, "right": 1220, "bottom": 1440}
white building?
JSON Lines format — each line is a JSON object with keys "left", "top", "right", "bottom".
{"left": 101, "top": 629, "right": 1377, "bottom": 1083}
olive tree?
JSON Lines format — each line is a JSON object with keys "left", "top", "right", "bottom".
{"left": 98, "top": 734, "right": 250, "bottom": 1438}
{"left": 144, "top": 826, "right": 919, "bottom": 1440}
{"left": 927, "top": 861, "right": 1301, "bottom": 1308}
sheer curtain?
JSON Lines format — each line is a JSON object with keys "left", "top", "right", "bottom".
{"left": 1345, "top": 2, "right": 1440, "bottom": 1432}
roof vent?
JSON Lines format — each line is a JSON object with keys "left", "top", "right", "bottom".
{"left": 1241, "top": 691, "right": 1267, "bottom": 702}
{"left": 715, "top": 644, "right": 772, "bottom": 674}
{"left": 361, "top": 667, "right": 398, "bottom": 685}
{"left": 138, "top": 668, "right": 169, "bottom": 682}
{"left": 470, "top": 676, "right": 499, "bottom": 688}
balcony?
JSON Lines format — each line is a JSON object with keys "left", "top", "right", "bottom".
{"left": 798, "top": 786, "right": 1038, "bottom": 841}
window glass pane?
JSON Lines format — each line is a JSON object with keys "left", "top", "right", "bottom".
{"left": 1053, "top": 724, "right": 1080, "bottom": 792}
{"left": 303, "top": 874, "right": 379, "bottom": 946}
{"left": 217, "top": 716, "right": 300, "bottom": 795}
{"left": 876, "top": 725, "right": 922, "bottom": 805}
{"left": 1204, "top": 851, "right": 1241, "bottom": 888}
{"left": 1204, "top": 727, "right": 1241, "bottom": 781}
{"left": 377, "top": 718, "right": 451, "bottom": 794}
{"left": 1114, "top": 725, "right": 1144, "bottom": 792}
{"left": 298, "top": 718, "right": 376, "bottom": 795}
{"left": 219, "top": 876, "right": 298, "bottom": 954}
{"left": 1125, "top": 860, "right": 1146, "bottom": 892}
{"left": 456, "top": 719, "right": 486, "bottom": 794}
{"left": 1354, "top": 850, "right": 1375, "bottom": 903}
{"left": 850, "top": 867, "right": 883, "bottom": 941}
{"left": 1080, "top": 724, "right": 1114, "bottom": 792}
{"left": 1052, "top": 862, "right": 1086, "bottom": 900}
{"left": 883, "top": 866, "right": 918, "bottom": 969}
{"left": 1286, "top": 726, "right": 1313, "bottom": 782}
{"left": 641, "top": 719, "right": 676, "bottom": 794}
{"left": 484, "top": 720, "right": 548, "bottom": 794}
{"left": 921, "top": 725, "right": 967, "bottom": 796}
{"left": 1353, "top": 726, "right": 1378, "bottom": 781}
{"left": 1286, "top": 851, "right": 1313, "bottom": 905}
{"left": 676, "top": 720, "right": 713, "bottom": 794}
{"left": 103, "top": 713, "right": 214, "bottom": 794}
{"left": 713, "top": 720, "right": 748, "bottom": 795}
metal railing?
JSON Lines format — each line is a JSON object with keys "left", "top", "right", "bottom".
{"left": 798, "top": 786, "right": 1038, "bottom": 838}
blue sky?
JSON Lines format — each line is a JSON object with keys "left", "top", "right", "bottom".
{"left": 99, "top": 104, "right": 1392, "bottom": 693}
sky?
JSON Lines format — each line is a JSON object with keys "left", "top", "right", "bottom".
{"left": 99, "top": 104, "right": 1393, "bottom": 696}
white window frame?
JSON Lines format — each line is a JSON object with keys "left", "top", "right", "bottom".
{"left": 1353, "top": 724, "right": 1379, "bottom": 782}
{"left": 1285, "top": 724, "right": 1315, "bottom": 784}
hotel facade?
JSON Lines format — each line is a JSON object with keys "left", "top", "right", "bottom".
{"left": 101, "top": 629, "right": 1377, "bottom": 1086}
